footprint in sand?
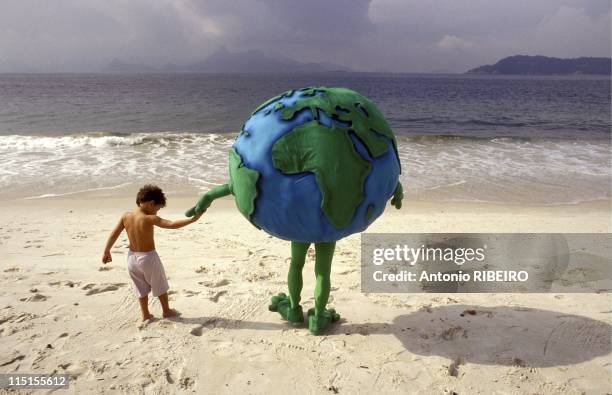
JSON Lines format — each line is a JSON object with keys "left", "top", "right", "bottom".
{"left": 0, "top": 353, "right": 25, "bottom": 367}
{"left": 49, "top": 280, "right": 79, "bottom": 288}
{"left": 164, "top": 369, "right": 175, "bottom": 384}
{"left": 4, "top": 267, "right": 19, "bottom": 273}
{"left": 190, "top": 326, "right": 204, "bottom": 336}
{"left": 24, "top": 240, "right": 44, "bottom": 249}
{"left": 82, "top": 283, "right": 126, "bottom": 296}
{"left": 244, "top": 271, "right": 274, "bottom": 282}
{"left": 336, "top": 268, "right": 357, "bottom": 275}
{"left": 180, "top": 376, "right": 195, "bottom": 389}
{"left": 19, "top": 293, "right": 48, "bottom": 302}
{"left": 0, "top": 312, "right": 38, "bottom": 325}
{"left": 42, "top": 252, "right": 66, "bottom": 257}
{"left": 447, "top": 358, "right": 462, "bottom": 377}
{"left": 189, "top": 318, "right": 217, "bottom": 336}
{"left": 71, "top": 232, "right": 88, "bottom": 240}
{"left": 440, "top": 326, "right": 467, "bottom": 340}
{"left": 198, "top": 279, "right": 230, "bottom": 288}
{"left": 209, "top": 290, "right": 227, "bottom": 303}
{"left": 460, "top": 309, "right": 494, "bottom": 318}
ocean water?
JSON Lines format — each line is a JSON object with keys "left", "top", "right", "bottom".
{"left": 0, "top": 73, "right": 609, "bottom": 204}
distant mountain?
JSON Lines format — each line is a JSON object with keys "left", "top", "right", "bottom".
{"left": 104, "top": 47, "right": 351, "bottom": 73}
{"left": 103, "top": 58, "right": 157, "bottom": 73}
{"left": 467, "top": 55, "right": 611, "bottom": 75}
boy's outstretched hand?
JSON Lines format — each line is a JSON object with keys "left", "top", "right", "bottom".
{"left": 192, "top": 209, "right": 205, "bottom": 221}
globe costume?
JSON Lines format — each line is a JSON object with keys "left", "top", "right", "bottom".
{"left": 186, "top": 87, "right": 403, "bottom": 334}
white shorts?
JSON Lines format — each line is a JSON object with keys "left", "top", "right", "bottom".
{"left": 127, "top": 250, "right": 169, "bottom": 298}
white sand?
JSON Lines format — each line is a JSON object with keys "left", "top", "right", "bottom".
{"left": 0, "top": 196, "right": 610, "bottom": 394}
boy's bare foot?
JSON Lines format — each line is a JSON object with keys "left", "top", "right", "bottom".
{"left": 142, "top": 313, "right": 154, "bottom": 321}
{"left": 162, "top": 308, "right": 181, "bottom": 318}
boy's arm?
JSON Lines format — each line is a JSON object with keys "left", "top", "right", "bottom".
{"left": 102, "top": 216, "right": 125, "bottom": 263}
{"left": 185, "top": 183, "right": 232, "bottom": 217}
{"left": 151, "top": 211, "right": 203, "bottom": 229}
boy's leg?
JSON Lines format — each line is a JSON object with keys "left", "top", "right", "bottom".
{"left": 128, "top": 253, "right": 153, "bottom": 321}
{"left": 138, "top": 296, "right": 153, "bottom": 321}
{"left": 158, "top": 293, "right": 180, "bottom": 318}
{"left": 147, "top": 252, "right": 177, "bottom": 318}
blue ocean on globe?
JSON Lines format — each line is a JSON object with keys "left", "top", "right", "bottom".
{"left": 232, "top": 89, "right": 401, "bottom": 243}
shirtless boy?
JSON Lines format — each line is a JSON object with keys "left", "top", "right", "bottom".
{"left": 102, "top": 184, "right": 203, "bottom": 321}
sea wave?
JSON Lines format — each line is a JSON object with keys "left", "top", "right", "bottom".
{"left": 0, "top": 131, "right": 236, "bottom": 150}
{"left": 0, "top": 131, "right": 609, "bottom": 204}
{"left": 0, "top": 130, "right": 607, "bottom": 150}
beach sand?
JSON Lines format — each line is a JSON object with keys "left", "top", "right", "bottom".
{"left": 0, "top": 196, "right": 610, "bottom": 394}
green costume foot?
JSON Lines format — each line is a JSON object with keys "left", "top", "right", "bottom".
{"left": 307, "top": 308, "right": 340, "bottom": 335}
{"left": 268, "top": 293, "right": 304, "bottom": 324}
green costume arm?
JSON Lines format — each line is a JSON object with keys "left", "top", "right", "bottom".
{"left": 185, "top": 183, "right": 232, "bottom": 217}
{"left": 390, "top": 181, "right": 403, "bottom": 209}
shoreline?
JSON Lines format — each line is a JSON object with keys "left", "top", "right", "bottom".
{"left": 2, "top": 194, "right": 609, "bottom": 231}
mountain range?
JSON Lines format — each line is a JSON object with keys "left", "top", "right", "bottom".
{"left": 467, "top": 55, "right": 611, "bottom": 75}
{"left": 104, "top": 47, "right": 351, "bottom": 73}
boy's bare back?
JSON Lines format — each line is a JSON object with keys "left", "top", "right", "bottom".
{"left": 102, "top": 185, "right": 202, "bottom": 264}
{"left": 123, "top": 210, "right": 157, "bottom": 252}
{"left": 120, "top": 208, "right": 204, "bottom": 253}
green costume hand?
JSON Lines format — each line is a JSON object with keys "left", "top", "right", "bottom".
{"left": 390, "top": 181, "right": 403, "bottom": 209}
{"left": 185, "top": 183, "right": 232, "bottom": 217}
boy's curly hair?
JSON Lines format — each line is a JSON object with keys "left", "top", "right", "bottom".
{"left": 136, "top": 184, "right": 166, "bottom": 207}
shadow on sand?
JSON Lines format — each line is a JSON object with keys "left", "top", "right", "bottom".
{"left": 171, "top": 304, "right": 610, "bottom": 367}
{"left": 331, "top": 304, "right": 612, "bottom": 367}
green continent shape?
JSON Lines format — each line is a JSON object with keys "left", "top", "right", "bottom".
{"left": 281, "top": 87, "right": 400, "bottom": 165}
{"left": 251, "top": 89, "right": 294, "bottom": 115}
{"left": 272, "top": 121, "right": 372, "bottom": 229}
{"left": 229, "top": 148, "right": 260, "bottom": 221}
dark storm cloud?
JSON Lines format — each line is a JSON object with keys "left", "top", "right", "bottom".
{"left": 186, "top": 0, "right": 375, "bottom": 60}
{"left": 0, "top": 0, "right": 609, "bottom": 72}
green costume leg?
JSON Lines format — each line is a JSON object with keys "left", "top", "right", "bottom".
{"left": 288, "top": 241, "right": 309, "bottom": 309}
{"left": 308, "top": 241, "right": 340, "bottom": 335}
{"left": 268, "top": 241, "right": 309, "bottom": 324}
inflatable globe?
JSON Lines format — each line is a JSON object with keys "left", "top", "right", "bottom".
{"left": 229, "top": 87, "right": 401, "bottom": 243}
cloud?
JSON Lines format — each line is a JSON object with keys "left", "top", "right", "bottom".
{"left": 436, "top": 35, "right": 475, "bottom": 51}
{"left": 530, "top": 5, "right": 611, "bottom": 57}
{"left": 365, "top": 0, "right": 611, "bottom": 71}
{"left": 0, "top": 0, "right": 609, "bottom": 72}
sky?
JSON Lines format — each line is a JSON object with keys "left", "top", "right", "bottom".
{"left": 0, "top": 0, "right": 610, "bottom": 73}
